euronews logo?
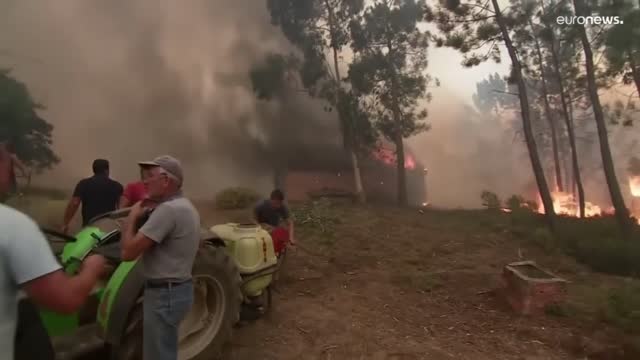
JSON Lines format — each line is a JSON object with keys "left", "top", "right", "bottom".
{"left": 556, "top": 16, "right": 624, "bottom": 25}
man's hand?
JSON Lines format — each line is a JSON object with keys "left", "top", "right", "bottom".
{"left": 60, "top": 224, "right": 69, "bottom": 235}
{"left": 128, "top": 201, "right": 146, "bottom": 221}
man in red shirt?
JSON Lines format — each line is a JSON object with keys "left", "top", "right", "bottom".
{"left": 119, "top": 165, "right": 152, "bottom": 208}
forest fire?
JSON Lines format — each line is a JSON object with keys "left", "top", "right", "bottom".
{"left": 536, "top": 191, "right": 602, "bottom": 217}
{"left": 630, "top": 176, "right": 640, "bottom": 197}
{"left": 373, "top": 147, "right": 417, "bottom": 170}
{"left": 630, "top": 176, "right": 640, "bottom": 224}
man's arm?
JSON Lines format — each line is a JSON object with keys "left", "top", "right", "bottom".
{"left": 62, "top": 181, "right": 83, "bottom": 233}
{"left": 62, "top": 197, "right": 81, "bottom": 233}
{"left": 8, "top": 211, "right": 105, "bottom": 314}
{"left": 120, "top": 203, "right": 173, "bottom": 261}
{"left": 23, "top": 256, "right": 105, "bottom": 314}
{"left": 282, "top": 206, "right": 295, "bottom": 245}
{"left": 287, "top": 218, "right": 295, "bottom": 245}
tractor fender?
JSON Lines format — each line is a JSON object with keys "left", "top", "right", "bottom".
{"left": 99, "top": 260, "right": 145, "bottom": 346}
{"left": 205, "top": 237, "right": 225, "bottom": 248}
{"left": 201, "top": 226, "right": 225, "bottom": 248}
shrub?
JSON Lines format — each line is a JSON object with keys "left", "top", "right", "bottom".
{"left": 604, "top": 284, "right": 640, "bottom": 333}
{"left": 480, "top": 191, "right": 501, "bottom": 210}
{"left": 293, "top": 198, "right": 340, "bottom": 235}
{"left": 556, "top": 216, "right": 640, "bottom": 277}
{"left": 506, "top": 194, "right": 526, "bottom": 211}
{"left": 531, "top": 227, "right": 556, "bottom": 253}
{"left": 214, "top": 187, "right": 260, "bottom": 210}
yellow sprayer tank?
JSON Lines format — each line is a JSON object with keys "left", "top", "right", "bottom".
{"left": 209, "top": 223, "right": 277, "bottom": 296}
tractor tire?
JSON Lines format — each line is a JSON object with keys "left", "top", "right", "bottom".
{"left": 179, "top": 245, "right": 242, "bottom": 360}
{"left": 113, "top": 245, "right": 242, "bottom": 360}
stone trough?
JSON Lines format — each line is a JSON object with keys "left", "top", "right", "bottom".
{"left": 502, "top": 260, "right": 568, "bottom": 315}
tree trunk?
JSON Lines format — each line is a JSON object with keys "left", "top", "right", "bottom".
{"left": 629, "top": 53, "right": 640, "bottom": 99}
{"left": 540, "top": 0, "right": 587, "bottom": 217}
{"left": 385, "top": 37, "right": 409, "bottom": 206}
{"left": 389, "top": 71, "right": 408, "bottom": 206}
{"left": 394, "top": 133, "right": 408, "bottom": 206}
{"left": 530, "top": 21, "right": 564, "bottom": 191}
{"left": 566, "top": 91, "right": 585, "bottom": 213}
{"left": 491, "top": 0, "right": 557, "bottom": 230}
{"left": 326, "top": 0, "right": 366, "bottom": 203}
{"left": 574, "top": 0, "right": 633, "bottom": 235}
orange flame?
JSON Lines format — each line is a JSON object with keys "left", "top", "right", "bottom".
{"left": 630, "top": 176, "right": 640, "bottom": 197}
{"left": 630, "top": 176, "right": 640, "bottom": 224}
{"left": 537, "top": 191, "right": 602, "bottom": 217}
{"left": 373, "top": 148, "right": 416, "bottom": 170}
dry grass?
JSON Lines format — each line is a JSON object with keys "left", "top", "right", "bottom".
{"left": 7, "top": 195, "right": 68, "bottom": 228}
{"left": 8, "top": 193, "right": 640, "bottom": 359}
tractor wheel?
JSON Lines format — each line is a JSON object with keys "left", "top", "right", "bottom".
{"left": 178, "top": 245, "right": 242, "bottom": 360}
{"left": 113, "top": 246, "right": 242, "bottom": 360}
{"left": 112, "top": 303, "right": 143, "bottom": 360}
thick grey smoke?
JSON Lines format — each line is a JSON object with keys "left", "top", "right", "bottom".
{"left": 407, "top": 88, "right": 533, "bottom": 209}
{"left": 0, "top": 0, "right": 342, "bottom": 197}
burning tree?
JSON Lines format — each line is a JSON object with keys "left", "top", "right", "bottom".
{"left": 573, "top": 0, "right": 635, "bottom": 236}
{"left": 265, "top": 0, "right": 369, "bottom": 202}
{"left": 348, "top": 0, "right": 434, "bottom": 206}
{"left": 629, "top": 157, "right": 640, "bottom": 221}
{"left": 425, "top": 0, "right": 559, "bottom": 230}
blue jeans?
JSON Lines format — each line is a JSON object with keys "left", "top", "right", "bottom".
{"left": 143, "top": 280, "right": 194, "bottom": 360}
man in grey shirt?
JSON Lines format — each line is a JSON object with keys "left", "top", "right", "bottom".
{"left": 120, "top": 155, "right": 200, "bottom": 360}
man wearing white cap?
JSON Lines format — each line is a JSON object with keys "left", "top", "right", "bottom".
{"left": 120, "top": 155, "right": 200, "bottom": 360}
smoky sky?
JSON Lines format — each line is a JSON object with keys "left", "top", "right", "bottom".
{"left": 0, "top": 0, "right": 342, "bottom": 197}
{"left": 3, "top": 0, "right": 637, "bottom": 208}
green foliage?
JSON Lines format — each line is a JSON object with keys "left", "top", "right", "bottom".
{"left": 480, "top": 190, "right": 501, "bottom": 210}
{"left": 0, "top": 69, "right": 59, "bottom": 171}
{"left": 472, "top": 73, "right": 517, "bottom": 114}
{"left": 598, "top": 0, "right": 640, "bottom": 91}
{"left": 348, "top": 0, "right": 433, "bottom": 142}
{"left": 556, "top": 216, "right": 640, "bottom": 277}
{"left": 214, "top": 187, "right": 260, "bottom": 210}
{"left": 604, "top": 284, "right": 640, "bottom": 333}
{"left": 293, "top": 198, "right": 341, "bottom": 235}
{"left": 265, "top": 0, "right": 373, "bottom": 152}
{"left": 249, "top": 53, "right": 300, "bottom": 100}
{"left": 530, "top": 227, "right": 557, "bottom": 253}
{"left": 426, "top": 0, "right": 503, "bottom": 68}
{"left": 337, "top": 89, "right": 379, "bottom": 154}
{"left": 506, "top": 194, "right": 527, "bottom": 211}
{"left": 505, "top": 208, "right": 640, "bottom": 277}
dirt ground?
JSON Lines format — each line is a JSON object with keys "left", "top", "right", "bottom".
{"left": 194, "top": 201, "right": 633, "bottom": 360}
{"left": 14, "top": 196, "right": 633, "bottom": 360}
